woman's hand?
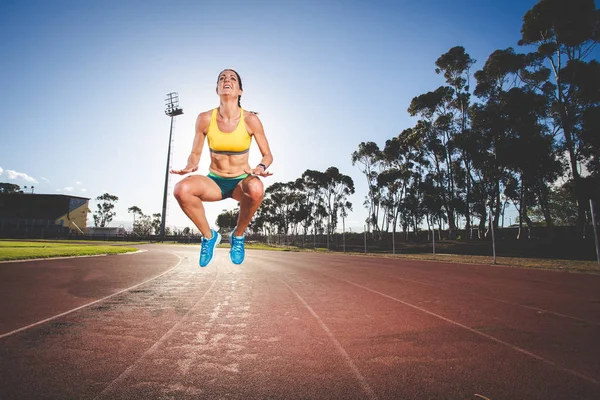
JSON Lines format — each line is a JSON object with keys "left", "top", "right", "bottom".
{"left": 245, "top": 166, "right": 273, "bottom": 177}
{"left": 170, "top": 165, "right": 198, "bottom": 175}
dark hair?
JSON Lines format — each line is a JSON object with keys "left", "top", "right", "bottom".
{"left": 217, "top": 69, "right": 243, "bottom": 108}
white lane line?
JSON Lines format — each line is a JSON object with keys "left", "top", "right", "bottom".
{"left": 93, "top": 264, "right": 220, "bottom": 400}
{"left": 0, "top": 253, "right": 182, "bottom": 340}
{"left": 279, "top": 278, "right": 378, "bottom": 400}
{"left": 329, "top": 274, "right": 599, "bottom": 386}
{"left": 356, "top": 268, "right": 600, "bottom": 326}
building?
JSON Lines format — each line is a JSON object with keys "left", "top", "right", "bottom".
{"left": 0, "top": 193, "right": 90, "bottom": 236}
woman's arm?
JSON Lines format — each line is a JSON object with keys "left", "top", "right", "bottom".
{"left": 245, "top": 113, "right": 273, "bottom": 177}
{"left": 170, "top": 112, "right": 211, "bottom": 175}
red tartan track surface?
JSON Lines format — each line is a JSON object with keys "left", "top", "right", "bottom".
{"left": 1, "top": 244, "right": 599, "bottom": 399}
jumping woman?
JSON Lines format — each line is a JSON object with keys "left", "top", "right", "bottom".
{"left": 170, "top": 69, "right": 273, "bottom": 266}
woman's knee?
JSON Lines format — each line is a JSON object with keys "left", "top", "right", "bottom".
{"left": 243, "top": 178, "right": 264, "bottom": 200}
{"left": 173, "top": 179, "right": 195, "bottom": 201}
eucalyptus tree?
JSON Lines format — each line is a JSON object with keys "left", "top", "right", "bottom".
{"left": 351, "top": 141, "right": 382, "bottom": 233}
{"left": 216, "top": 208, "right": 239, "bottom": 231}
{"left": 151, "top": 213, "right": 161, "bottom": 235}
{"left": 289, "top": 188, "right": 310, "bottom": 236}
{"left": 251, "top": 200, "right": 272, "bottom": 235}
{"left": 471, "top": 85, "right": 560, "bottom": 237}
{"left": 301, "top": 170, "right": 328, "bottom": 235}
{"left": 128, "top": 206, "right": 143, "bottom": 230}
{"left": 261, "top": 181, "right": 303, "bottom": 234}
{"left": 435, "top": 46, "right": 476, "bottom": 233}
{"left": 499, "top": 88, "right": 562, "bottom": 237}
{"left": 421, "top": 173, "right": 445, "bottom": 238}
{"left": 378, "top": 127, "right": 426, "bottom": 236}
{"left": 290, "top": 178, "right": 311, "bottom": 236}
{"left": 301, "top": 168, "right": 354, "bottom": 236}
{"left": 470, "top": 48, "right": 528, "bottom": 235}
{"left": 132, "top": 212, "right": 154, "bottom": 236}
{"left": 519, "top": 0, "right": 600, "bottom": 228}
{"left": 403, "top": 177, "right": 428, "bottom": 237}
{"left": 93, "top": 193, "right": 118, "bottom": 228}
{"left": 321, "top": 167, "right": 355, "bottom": 236}
{"left": 408, "top": 87, "right": 459, "bottom": 237}
{"left": 530, "top": 183, "right": 579, "bottom": 226}
{"left": 561, "top": 58, "right": 600, "bottom": 206}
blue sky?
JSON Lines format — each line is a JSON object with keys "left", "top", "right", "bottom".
{"left": 0, "top": 0, "right": 559, "bottom": 232}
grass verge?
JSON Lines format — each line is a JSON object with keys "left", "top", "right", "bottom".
{"left": 0, "top": 240, "right": 139, "bottom": 261}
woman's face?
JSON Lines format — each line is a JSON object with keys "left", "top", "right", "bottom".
{"left": 216, "top": 70, "right": 242, "bottom": 98}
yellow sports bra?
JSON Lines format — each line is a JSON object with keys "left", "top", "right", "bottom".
{"left": 206, "top": 108, "right": 252, "bottom": 155}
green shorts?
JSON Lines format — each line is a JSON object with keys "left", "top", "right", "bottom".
{"left": 208, "top": 172, "right": 248, "bottom": 199}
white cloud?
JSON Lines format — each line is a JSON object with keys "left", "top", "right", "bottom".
{"left": 81, "top": 188, "right": 87, "bottom": 192}
{"left": 64, "top": 186, "right": 74, "bottom": 192}
{"left": 0, "top": 167, "right": 3, "bottom": 175}
{"left": 40, "top": 177, "right": 50, "bottom": 183}
{"left": 6, "top": 169, "right": 37, "bottom": 183}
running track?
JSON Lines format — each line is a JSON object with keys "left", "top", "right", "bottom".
{"left": 0, "top": 244, "right": 599, "bottom": 399}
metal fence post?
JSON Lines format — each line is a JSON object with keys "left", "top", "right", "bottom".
{"left": 432, "top": 223, "right": 436, "bottom": 258}
{"left": 489, "top": 207, "right": 496, "bottom": 265}
{"left": 590, "top": 199, "right": 600, "bottom": 269}
{"left": 364, "top": 225, "right": 367, "bottom": 254}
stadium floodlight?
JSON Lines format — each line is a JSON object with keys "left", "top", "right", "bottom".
{"left": 160, "top": 92, "right": 183, "bottom": 240}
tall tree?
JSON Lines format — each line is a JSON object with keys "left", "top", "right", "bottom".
{"left": 128, "top": 206, "right": 143, "bottom": 230}
{"left": 293, "top": 177, "right": 314, "bottom": 236}
{"left": 519, "top": 0, "right": 600, "bottom": 229}
{"left": 471, "top": 48, "right": 528, "bottom": 236}
{"left": 435, "top": 46, "right": 476, "bottom": 234}
{"left": 379, "top": 128, "right": 426, "bottom": 236}
{"left": 93, "top": 193, "right": 118, "bottom": 227}
{"left": 351, "top": 142, "right": 382, "bottom": 232}
{"left": 500, "top": 88, "right": 561, "bottom": 237}
{"left": 217, "top": 208, "right": 239, "bottom": 231}
{"left": 408, "top": 87, "right": 459, "bottom": 236}
{"left": 151, "top": 213, "right": 161, "bottom": 235}
{"left": 301, "top": 170, "right": 328, "bottom": 235}
{"left": 321, "top": 167, "right": 355, "bottom": 236}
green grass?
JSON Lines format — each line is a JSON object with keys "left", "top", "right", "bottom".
{"left": 0, "top": 240, "right": 139, "bottom": 261}
{"left": 356, "top": 252, "right": 600, "bottom": 273}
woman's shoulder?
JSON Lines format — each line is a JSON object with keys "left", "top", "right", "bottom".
{"left": 243, "top": 110, "right": 263, "bottom": 135}
{"left": 243, "top": 109, "right": 260, "bottom": 122}
{"left": 196, "top": 109, "right": 216, "bottom": 123}
{"left": 199, "top": 109, "right": 216, "bottom": 118}
{"left": 195, "top": 109, "right": 215, "bottom": 132}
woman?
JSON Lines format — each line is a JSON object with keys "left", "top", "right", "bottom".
{"left": 171, "top": 69, "right": 273, "bottom": 267}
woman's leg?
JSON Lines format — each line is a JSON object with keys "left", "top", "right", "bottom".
{"left": 231, "top": 176, "right": 264, "bottom": 236}
{"left": 173, "top": 175, "right": 222, "bottom": 237}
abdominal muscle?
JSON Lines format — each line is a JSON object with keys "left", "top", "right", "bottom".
{"left": 209, "top": 152, "right": 251, "bottom": 178}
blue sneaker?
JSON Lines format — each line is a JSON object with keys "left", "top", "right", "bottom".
{"left": 199, "top": 229, "right": 221, "bottom": 267}
{"left": 229, "top": 232, "right": 245, "bottom": 265}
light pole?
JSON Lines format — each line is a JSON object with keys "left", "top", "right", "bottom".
{"left": 161, "top": 92, "right": 183, "bottom": 240}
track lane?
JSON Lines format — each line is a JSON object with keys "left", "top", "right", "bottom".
{"left": 254, "top": 251, "right": 600, "bottom": 399}
{"left": 0, "top": 246, "right": 218, "bottom": 400}
{"left": 94, "top": 249, "right": 371, "bottom": 400}
{"left": 0, "top": 249, "right": 182, "bottom": 335}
